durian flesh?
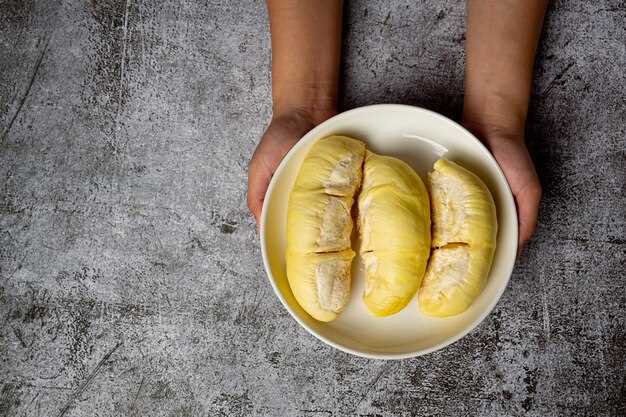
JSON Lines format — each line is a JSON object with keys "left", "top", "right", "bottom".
{"left": 286, "top": 136, "right": 366, "bottom": 322}
{"left": 286, "top": 250, "right": 355, "bottom": 322}
{"left": 419, "top": 159, "right": 497, "bottom": 317}
{"left": 358, "top": 152, "right": 431, "bottom": 317}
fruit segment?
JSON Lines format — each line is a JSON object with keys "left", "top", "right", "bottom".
{"left": 286, "top": 136, "right": 366, "bottom": 322}
{"left": 361, "top": 251, "right": 428, "bottom": 316}
{"left": 429, "top": 159, "right": 497, "bottom": 248}
{"left": 287, "top": 192, "right": 353, "bottom": 253}
{"left": 358, "top": 151, "right": 431, "bottom": 317}
{"left": 286, "top": 250, "right": 356, "bottom": 322}
{"left": 419, "top": 159, "right": 498, "bottom": 317}
{"left": 291, "top": 135, "right": 365, "bottom": 197}
{"left": 419, "top": 244, "right": 495, "bottom": 316}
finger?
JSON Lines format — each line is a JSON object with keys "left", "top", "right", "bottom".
{"left": 516, "top": 184, "right": 542, "bottom": 254}
{"left": 247, "top": 157, "right": 272, "bottom": 226}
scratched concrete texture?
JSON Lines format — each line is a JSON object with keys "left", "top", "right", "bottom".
{"left": 0, "top": 0, "right": 624, "bottom": 416}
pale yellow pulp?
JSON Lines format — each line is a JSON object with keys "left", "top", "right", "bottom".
{"left": 286, "top": 136, "right": 366, "bottom": 322}
{"left": 358, "top": 151, "right": 431, "bottom": 317}
{"left": 419, "top": 159, "right": 498, "bottom": 317}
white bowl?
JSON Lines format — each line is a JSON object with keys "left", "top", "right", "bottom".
{"left": 260, "top": 104, "right": 517, "bottom": 359}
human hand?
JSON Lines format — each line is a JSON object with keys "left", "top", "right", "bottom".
{"left": 465, "top": 123, "right": 542, "bottom": 255}
{"left": 251, "top": 0, "right": 342, "bottom": 229}
{"left": 247, "top": 109, "right": 334, "bottom": 227}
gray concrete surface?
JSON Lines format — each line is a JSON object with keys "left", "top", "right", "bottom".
{"left": 1, "top": 1, "right": 624, "bottom": 416}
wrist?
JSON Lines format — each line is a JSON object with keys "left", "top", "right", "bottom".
{"left": 463, "top": 88, "right": 529, "bottom": 136}
{"left": 272, "top": 81, "right": 337, "bottom": 126}
{"left": 463, "top": 92, "right": 528, "bottom": 146}
{"left": 462, "top": 116, "right": 526, "bottom": 150}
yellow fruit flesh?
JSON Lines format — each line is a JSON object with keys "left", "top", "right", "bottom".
{"left": 419, "top": 159, "right": 497, "bottom": 317}
{"left": 286, "top": 136, "right": 366, "bottom": 322}
{"left": 429, "top": 159, "right": 497, "bottom": 248}
{"left": 358, "top": 152, "right": 431, "bottom": 317}
{"left": 287, "top": 192, "right": 353, "bottom": 253}
{"left": 287, "top": 250, "right": 355, "bottom": 322}
{"left": 419, "top": 244, "right": 495, "bottom": 316}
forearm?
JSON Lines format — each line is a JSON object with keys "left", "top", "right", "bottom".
{"left": 463, "top": 0, "right": 548, "bottom": 139}
{"left": 267, "top": 0, "right": 342, "bottom": 123}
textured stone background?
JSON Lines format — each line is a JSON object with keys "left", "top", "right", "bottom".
{"left": 1, "top": 1, "right": 624, "bottom": 416}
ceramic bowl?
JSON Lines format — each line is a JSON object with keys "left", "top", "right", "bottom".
{"left": 260, "top": 104, "right": 517, "bottom": 359}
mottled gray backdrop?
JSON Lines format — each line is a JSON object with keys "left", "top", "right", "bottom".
{"left": 1, "top": 1, "right": 624, "bottom": 416}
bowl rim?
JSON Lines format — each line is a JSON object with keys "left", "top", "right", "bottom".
{"left": 259, "top": 103, "right": 518, "bottom": 360}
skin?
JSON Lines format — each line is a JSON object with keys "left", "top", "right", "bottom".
{"left": 247, "top": 0, "right": 342, "bottom": 225}
{"left": 247, "top": 0, "right": 547, "bottom": 253}
{"left": 464, "top": 0, "right": 548, "bottom": 254}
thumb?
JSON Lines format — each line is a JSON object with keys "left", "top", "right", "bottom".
{"left": 515, "top": 183, "right": 541, "bottom": 255}
{"left": 247, "top": 157, "right": 272, "bottom": 227}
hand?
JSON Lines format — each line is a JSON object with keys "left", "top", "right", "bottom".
{"left": 463, "top": 0, "right": 547, "bottom": 256}
{"left": 255, "top": 0, "right": 342, "bottom": 228}
{"left": 466, "top": 124, "right": 542, "bottom": 255}
{"left": 247, "top": 109, "right": 333, "bottom": 227}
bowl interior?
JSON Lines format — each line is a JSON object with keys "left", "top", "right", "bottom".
{"left": 261, "top": 104, "right": 518, "bottom": 359}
